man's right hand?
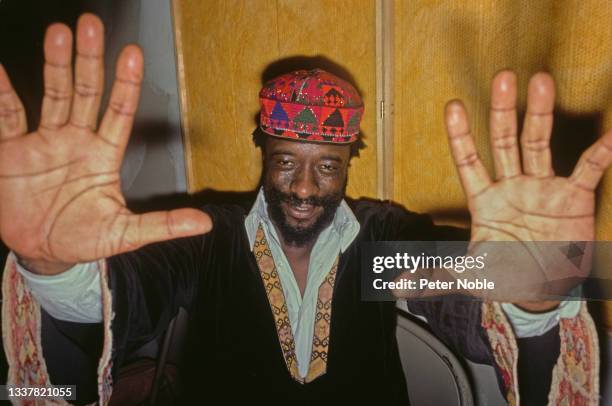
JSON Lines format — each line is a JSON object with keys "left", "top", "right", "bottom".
{"left": 0, "top": 14, "right": 212, "bottom": 275}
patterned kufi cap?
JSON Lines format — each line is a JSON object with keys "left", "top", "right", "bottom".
{"left": 259, "top": 69, "right": 364, "bottom": 143}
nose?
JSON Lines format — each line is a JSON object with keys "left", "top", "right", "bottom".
{"left": 290, "top": 165, "right": 319, "bottom": 200}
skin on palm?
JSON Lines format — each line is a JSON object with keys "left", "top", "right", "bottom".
{"left": 445, "top": 72, "right": 607, "bottom": 246}
{"left": 0, "top": 14, "right": 212, "bottom": 274}
{"left": 443, "top": 72, "right": 611, "bottom": 310}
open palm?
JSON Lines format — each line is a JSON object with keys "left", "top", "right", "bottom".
{"left": 445, "top": 72, "right": 610, "bottom": 243}
{"left": 444, "top": 72, "right": 611, "bottom": 301}
{"left": 0, "top": 14, "right": 211, "bottom": 273}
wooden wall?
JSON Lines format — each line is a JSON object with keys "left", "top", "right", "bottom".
{"left": 393, "top": 0, "right": 612, "bottom": 227}
{"left": 172, "top": 0, "right": 378, "bottom": 198}
{"left": 173, "top": 0, "right": 610, "bottom": 231}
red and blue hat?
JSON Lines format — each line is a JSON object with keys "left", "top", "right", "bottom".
{"left": 259, "top": 69, "right": 364, "bottom": 143}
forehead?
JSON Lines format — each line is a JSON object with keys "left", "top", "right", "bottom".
{"left": 265, "top": 136, "right": 350, "bottom": 159}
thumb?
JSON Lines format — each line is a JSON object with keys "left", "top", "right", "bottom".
{"left": 121, "top": 208, "right": 213, "bottom": 251}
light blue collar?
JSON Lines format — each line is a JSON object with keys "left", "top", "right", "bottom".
{"left": 245, "top": 188, "right": 360, "bottom": 253}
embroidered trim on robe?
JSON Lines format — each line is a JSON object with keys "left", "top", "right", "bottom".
{"left": 306, "top": 256, "right": 338, "bottom": 383}
{"left": 482, "top": 301, "right": 599, "bottom": 405}
{"left": 2, "top": 256, "right": 114, "bottom": 405}
{"left": 252, "top": 224, "right": 339, "bottom": 383}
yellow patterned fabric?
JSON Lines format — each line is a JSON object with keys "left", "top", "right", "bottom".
{"left": 252, "top": 224, "right": 339, "bottom": 383}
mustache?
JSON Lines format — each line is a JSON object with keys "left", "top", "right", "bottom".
{"left": 263, "top": 184, "right": 345, "bottom": 246}
{"left": 269, "top": 190, "right": 343, "bottom": 207}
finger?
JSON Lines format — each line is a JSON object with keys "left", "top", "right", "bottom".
{"left": 569, "top": 130, "right": 612, "bottom": 191}
{"left": 98, "top": 45, "right": 143, "bottom": 150}
{"left": 0, "top": 64, "right": 27, "bottom": 139}
{"left": 119, "top": 209, "right": 213, "bottom": 252}
{"left": 445, "top": 100, "right": 493, "bottom": 198}
{"left": 40, "top": 23, "right": 73, "bottom": 131}
{"left": 70, "top": 13, "right": 104, "bottom": 131}
{"left": 489, "top": 70, "right": 520, "bottom": 179}
{"left": 521, "top": 73, "right": 555, "bottom": 178}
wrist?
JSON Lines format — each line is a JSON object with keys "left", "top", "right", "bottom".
{"left": 512, "top": 300, "right": 561, "bottom": 313}
{"left": 15, "top": 255, "right": 75, "bottom": 276}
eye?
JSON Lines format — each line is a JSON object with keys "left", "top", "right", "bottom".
{"left": 276, "top": 159, "right": 295, "bottom": 169}
{"left": 319, "top": 163, "right": 338, "bottom": 173}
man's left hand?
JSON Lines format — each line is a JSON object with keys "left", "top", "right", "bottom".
{"left": 444, "top": 71, "right": 612, "bottom": 306}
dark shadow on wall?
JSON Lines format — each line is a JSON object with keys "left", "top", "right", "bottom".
{"left": 548, "top": 110, "right": 602, "bottom": 177}
{"left": 1, "top": 0, "right": 184, "bottom": 201}
{"left": 0, "top": 0, "right": 143, "bottom": 127}
{"left": 0, "top": 0, "right": 87, "bottom": 129}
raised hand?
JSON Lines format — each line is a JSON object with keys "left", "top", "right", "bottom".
{"left": 0, "top": 14, "right": 212, "bottom": 274}
{"left": 444, "top": 71, "right": 612, "bottom": 304}
{"left": 445, "top": 71, "right": 612, "bottom": 243}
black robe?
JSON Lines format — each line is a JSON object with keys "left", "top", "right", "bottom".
{"left": 40, "top": 200, "right": 559, "bottom": 405}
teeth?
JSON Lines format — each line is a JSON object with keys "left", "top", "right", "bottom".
{"left": 288, "top": 204, "right": 314, "bottom": 213}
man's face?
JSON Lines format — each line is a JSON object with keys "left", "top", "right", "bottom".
{"left": 263, "top": 136, "right": 351, "bottom": 247}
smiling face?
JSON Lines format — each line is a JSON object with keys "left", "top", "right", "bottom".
{"left": 262, "top": 136, "right": 351, "bottom": 247}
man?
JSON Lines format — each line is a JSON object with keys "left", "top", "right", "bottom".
{"left": 0, "top": 13, "right": 609, "bottom": 405}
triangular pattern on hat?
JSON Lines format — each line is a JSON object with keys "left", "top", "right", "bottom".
{"left": 324, "top": 88, "right": 344, "bottom": 106}
{"left": 259, "top": 69, "right": 363, "bottom": 143}
{"left": 309, "top": 105, "right": 322, "bottom": 121}
{"left": 294, "top": 108, "right": 318, "bottom": 125}
{"left": 271, "top": 102, "right": 289, "bottom": 122}
{"left": 319, "top": 107, "right": 335, "bottom": 124}
{"left": 323, "top": 109, "right": 344, "bottom": 128}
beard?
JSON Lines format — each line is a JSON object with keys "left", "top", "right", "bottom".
{"left": 264, "top": 182, "right": 346, "bottom": 247}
